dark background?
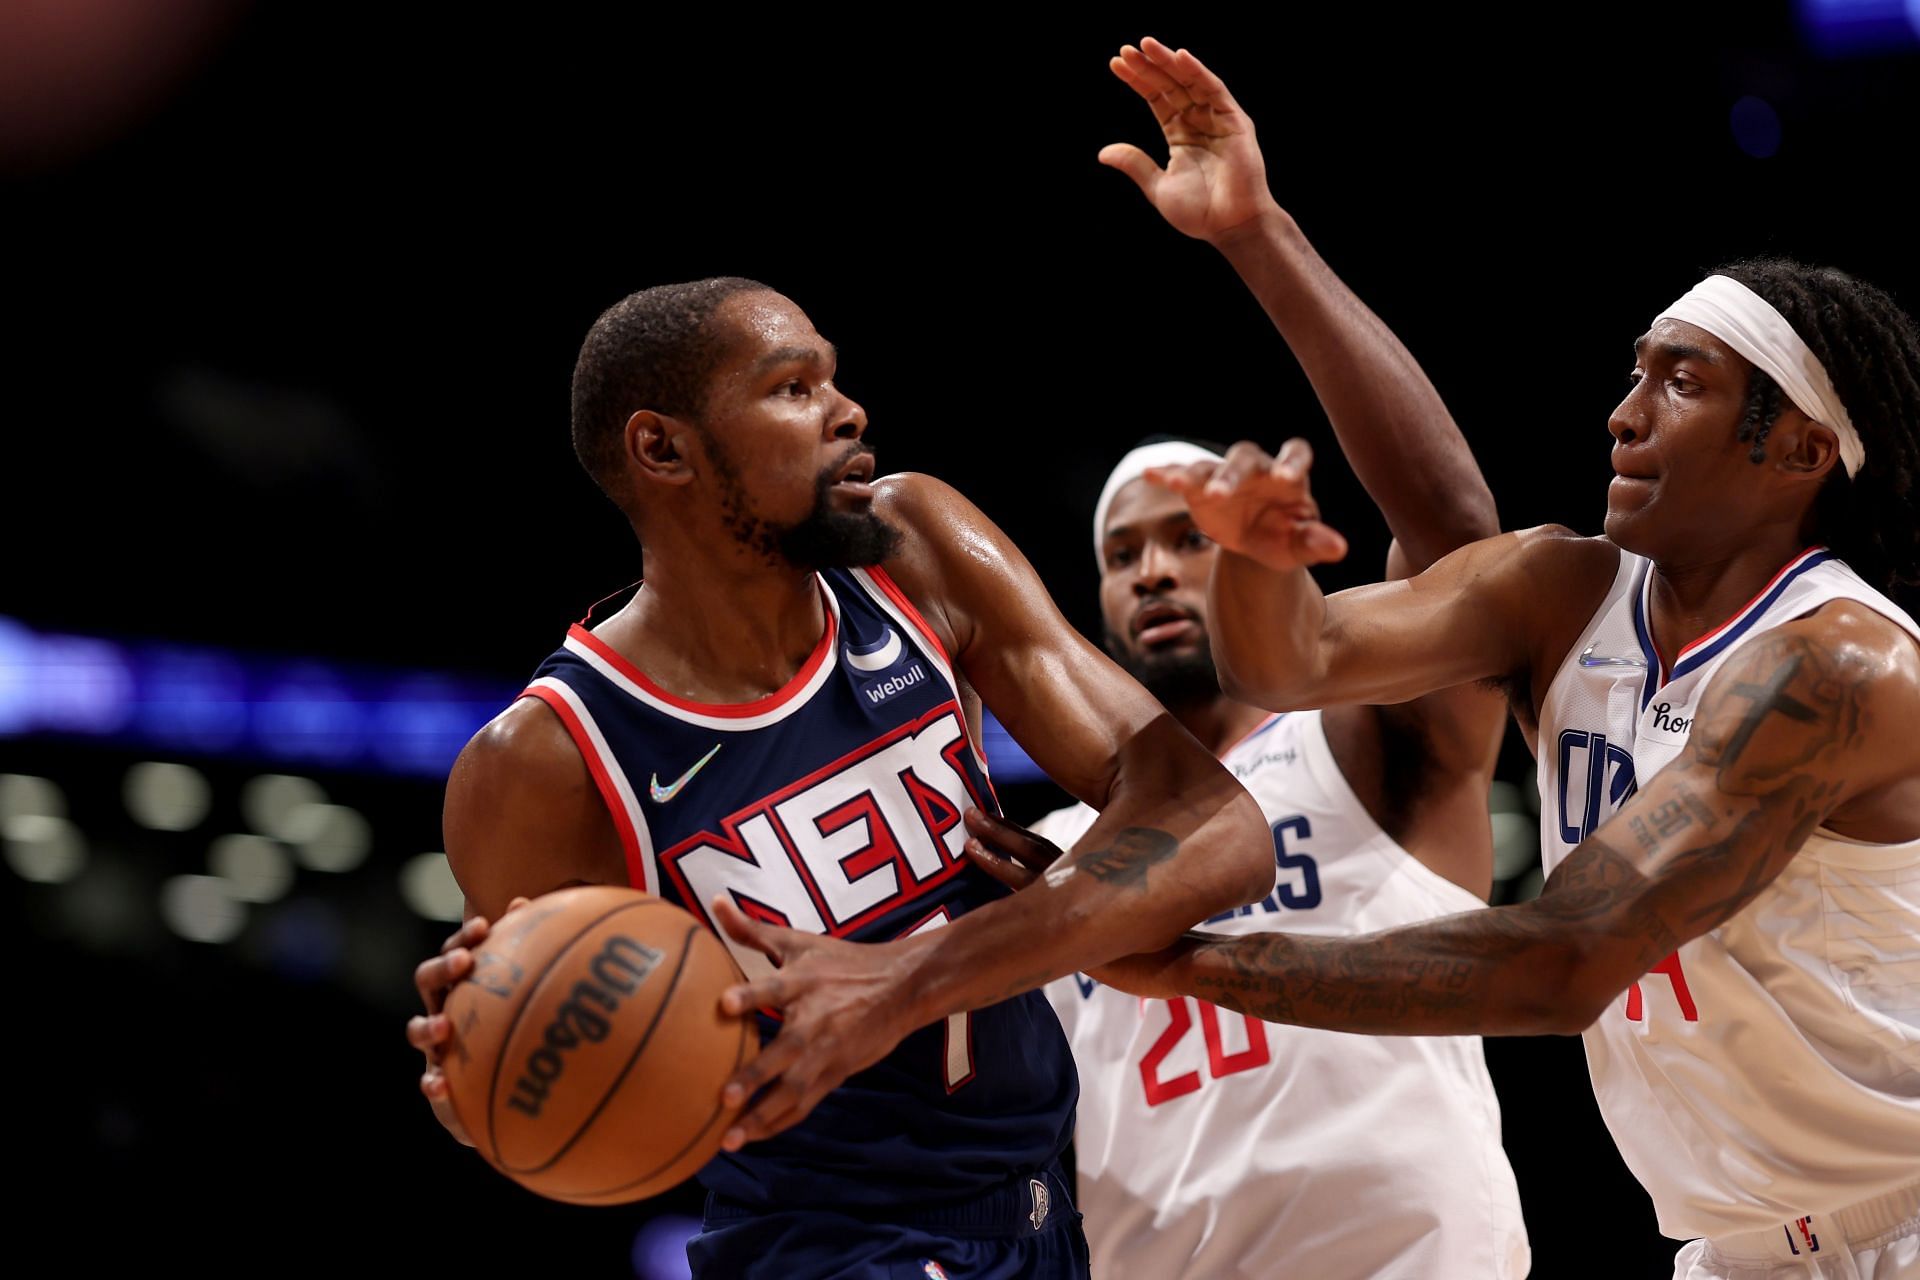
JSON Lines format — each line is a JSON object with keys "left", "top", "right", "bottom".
{"left": 5, "top": 3, "right": 1916, "bottom": 1275}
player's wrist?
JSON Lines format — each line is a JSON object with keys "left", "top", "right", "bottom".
{"left": 1207, "top": 201, "right": 1296, "bottom": 257}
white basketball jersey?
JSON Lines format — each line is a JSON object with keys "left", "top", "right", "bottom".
{"left": 1042, "top": 709, "right": 1530, "bottom": 1279}
{"left": 1537, "top": 545, "right": 1920, "bottom": 1241}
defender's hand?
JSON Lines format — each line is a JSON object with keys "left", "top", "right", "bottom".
{"left": 1101, "top": 36, "right": 1280, "bottom": 243}
{"left": 712, "top": 897, "right": 920, "bottom": 1151}
{"left": 961, "top": 806, "right": 1066, "bottom": 891}
{"left": 1147, "top": 438, "right": 1349, "bottom": 572}
{"left": 406, "top": 896, "right": 530, "bottom": 1147}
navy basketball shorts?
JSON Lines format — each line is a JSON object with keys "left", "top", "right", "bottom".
{"left": 687, "top": 1163, "right": 1088, "bottom": 1280}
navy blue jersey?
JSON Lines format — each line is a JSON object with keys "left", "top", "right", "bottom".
{"left": 519, "top": 565, "right": 1076, "bottom": 1212}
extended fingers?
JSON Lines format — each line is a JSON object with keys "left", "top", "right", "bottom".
{"left": 962, "top": 806, "right": 1055, "bottom": 867}
{"left": 1140, "top": 38, "right": 1243, "bottom": 117}
{"left": 1272, "top": 437, "right": 1315, "bottom": 480}
{"left": 439, "top": 914, "right": 490, "bottom": 956}
{"left": 1143, "top": 459, "right": 1218, "bottom": 494}
{"left": 1208, "top": 440, "right": 1278, "bottom": 495}
{"left": 414, "top": 946, "right": 474, "bottom": 1015}
{"left": 406, "top": 1012, "right": 452, "bottom": 1055}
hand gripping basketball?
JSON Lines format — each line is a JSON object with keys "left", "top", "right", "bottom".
{"left": 1146, "top": 438, "right": 1349, "bottom": 573}
{"left": 711, "top": 896, "right": 922, "bottom": 1151}
{"left": 408, "top": 897, "right": 532, "bottom": 1147}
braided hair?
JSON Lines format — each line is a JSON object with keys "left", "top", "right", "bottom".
{"left": 1714, "top": 257, "right": 1920, "bottom": 600}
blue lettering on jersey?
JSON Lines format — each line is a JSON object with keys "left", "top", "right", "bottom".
{"left": 1204, "top": 814, "right": 1322, "bottom": 922}
{"left": 1557, "top": 729, "right": 1638, "bottom": 844}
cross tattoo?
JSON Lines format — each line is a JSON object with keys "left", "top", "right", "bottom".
{"left": 1722, "top": 655, "right": 1819, "bottom": 762}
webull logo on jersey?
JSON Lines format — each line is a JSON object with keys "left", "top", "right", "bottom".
{"left": 661, "top": 704, "right": 983, "bottom": 966}
{"left": 844, "top": 623, "right": 928, "bottom": 706}
{"left": 861, "top": 663, "right": 929, "bottom": 706}
{"left": 1557, "top": 729, "right": 1638, "bottom": 843}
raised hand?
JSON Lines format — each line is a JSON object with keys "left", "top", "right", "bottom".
{"left": 1101, "top": 36, "right": 1279, "bottom": 242}
{"left": 1147, "top": 438, "right": 1349, "bottom": 572}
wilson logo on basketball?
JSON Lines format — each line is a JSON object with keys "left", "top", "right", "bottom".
{"left": 506, "top": 935, "right": 664, "bottom": 1118}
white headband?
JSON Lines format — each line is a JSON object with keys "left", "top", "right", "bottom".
{"left": 1656, "top": 275, "right": 1865, "bottom": 478}
{"left": 1092, "top": 441, "right": 1224, "bottom": 563}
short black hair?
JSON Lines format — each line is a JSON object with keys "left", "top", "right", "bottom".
{"left": 1714, "top": 257, "right": 1920, "bottom": 598}
{"left": 569, "top": 277, "right": 772, "bottom": 505}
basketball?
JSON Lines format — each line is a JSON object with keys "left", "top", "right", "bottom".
{"left": 441, "top": 885, "right": 758, "bottom": 1204}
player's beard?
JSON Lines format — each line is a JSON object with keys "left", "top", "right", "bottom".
{"left": 710, "top": 438, "right": 902, "bottom": 571}
{"left": 1103, "top": 624, "right": 1223, "bottom": 713}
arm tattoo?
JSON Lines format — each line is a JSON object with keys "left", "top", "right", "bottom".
{"left": 1072, "top": 827, "right": 1178, "bottom": 889}
{"left": 1177, "top": 631, "right": 1880, "bottom": 1036}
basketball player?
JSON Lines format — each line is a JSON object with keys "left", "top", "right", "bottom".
{"left": 984, "top": 38, "right": 1920, "bottom": 1280}
{"left": 963, "top": 41, "right": 1528, "bottom": 1277}
{"left": 1015, "top": 435, "right": 1529, "bottom": 1278}
{"left": 403, "top": 272, "right": 1275, "bottom": 1278}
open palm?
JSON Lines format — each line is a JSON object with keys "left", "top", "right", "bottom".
{"left": 1102, "top": 37, "right": 1277, "bottom": 242}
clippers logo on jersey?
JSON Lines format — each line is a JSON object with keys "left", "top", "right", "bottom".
{"left": 1556, "top": 729, "right": 1638, "bottom": 843}
{"left": 660, "top": 702, "right": 983, "bottom": 941}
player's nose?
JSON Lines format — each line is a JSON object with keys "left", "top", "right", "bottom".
{"left": 829, "top": 390, "right": 868, "bottom": 441}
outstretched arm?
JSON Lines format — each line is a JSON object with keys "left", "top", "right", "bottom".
{"left": 1104, "top": 37, "right": 1495, "bottom": 569}
{"left": 1101, "top": 607, "right": 1920, "bottom": 1034}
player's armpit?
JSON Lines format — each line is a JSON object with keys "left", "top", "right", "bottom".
{"left": 442, "top": 697, "right": 629, "bottom": 921}
{"left": 1151, "top": 609, "right": 1919, "bottom": 1037}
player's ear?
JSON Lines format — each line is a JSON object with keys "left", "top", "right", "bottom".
{"left": 1765, "top": 408, "right": 1842, "bottom": 482}
{"left": 626, "top": 410, "right": 696, "bottom": 487}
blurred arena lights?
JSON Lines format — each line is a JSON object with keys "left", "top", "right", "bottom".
{"left": 209, "top": 833, "right": 295, "bottom": 904}
{"left": 399, "top": 852, "right": 465, "bottom": 923}
{"left": 631, "top": 1214, "right": 699, "bottom": 1280}
{"left": 240, "top": 773, "right": 327, "bottom": 840}
{"left": 0, "top": 613, "right": 1054, "bottom": 784}
{"left": 4, "top": 813, "right": 88, "bottom": 883}
{"left": 123, "top": 761, "right": 212, "bottom": 832}
{"left": 0, "top": 772, "right": 67, "bottom": 821}
{"left": 160, "top": 873, "right": 247, "bottom": 943}
{"left": 283, "top": 802, "right": 372, "bottom": 873}
{"left": 1797, "top": 0, "right": 1920, "bottom": 54}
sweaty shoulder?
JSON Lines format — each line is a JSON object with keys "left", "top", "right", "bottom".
{"left": 870, "top": 471, "right": 1036, "bottom": 658}
{"left": 443, "top": 697, "right": 627, "bottom": 920}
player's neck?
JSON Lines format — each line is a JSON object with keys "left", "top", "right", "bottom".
{"left": 1645, "top": 529, "right": 1820, "bottom": 672}
{"left": 1176, "top": 698, "right": 1275, "bottom": 759}
{"left": 601, "top": 558, "right": 828, "bottom": 704}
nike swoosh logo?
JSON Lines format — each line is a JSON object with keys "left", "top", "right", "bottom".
{"left": 649, "top": 742, "right": 721, "bottom": 803}
{"left": 1578, "top": 643, "right": 1649, "bottom": 669}
{"left": 845, "top": 626, "right": 903, "bottom": 673}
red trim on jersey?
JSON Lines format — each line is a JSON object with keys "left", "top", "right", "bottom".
{"left": 565, "top": 578, "right": 837, "bottom": 719}
{"left": 863, "top": 565, "right": 1001, "bottom": 804}
{"left": 1670, "top": 545, "right": 1828, "bottom": 665}
{"left": 866, "top": 565, "right": 952, "bottom": 665}
{"left": 518, "top": 685, "right": 650, "bottom": 892}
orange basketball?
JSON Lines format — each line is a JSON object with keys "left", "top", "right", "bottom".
{"left": 441, "top": 885, "right": 758, "bottom": 1203}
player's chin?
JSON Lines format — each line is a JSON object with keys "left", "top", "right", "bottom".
{"left": 1602, "top": 482, "right": 1659, "bottom": 548}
